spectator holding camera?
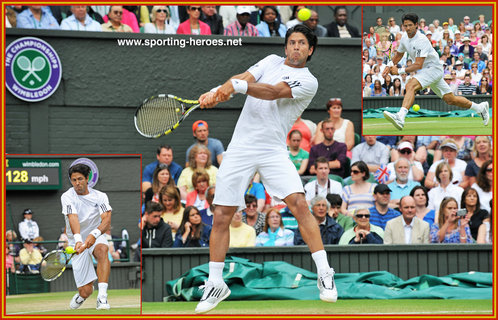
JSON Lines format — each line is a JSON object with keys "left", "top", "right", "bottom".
{"left": 430, "top": 197, "right": 471, "bottom": 243}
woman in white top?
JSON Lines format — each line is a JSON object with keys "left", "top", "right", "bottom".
{"left": 425, "top": 138, "right": 467, "bottom": 189}
{"left": 428, "top": 162, "right": 464, "bottom": 219}
{"left": 143, "top": 6, "right": 177, "bottom": 34}
{"left": 311, "top": 98, "right": 355, "bottom": 151}
{"left": 471, "top": 160, "right": 492, "bottom": 213}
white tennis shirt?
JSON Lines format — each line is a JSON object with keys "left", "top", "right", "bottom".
{"left": 398, "top": 30, "right": 442, "bottom": 70}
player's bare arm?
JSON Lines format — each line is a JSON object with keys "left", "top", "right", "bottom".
{"left": 67, "top": 213, "right": 85, "bottom": 254}
{"left": 199, "top": 71, "right": 256, "bottom": 109}
{"left": 383, "top": 51, "right": 404, "bottom": 77}
{"left": 246, "top": 81, "right": 293, "bottom": 100}
{"left": 391, "top": 57, "right": 425, "bottom": 75}
{"left": 83, "top": 210, "right": 111, "bottom": 249}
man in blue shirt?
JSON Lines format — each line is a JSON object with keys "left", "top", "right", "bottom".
{"left": 60, "top": 5, "right": 102, "bottom": 31}
{"left": 369, "top": 184, "right": 400, "bottom": 230}
{"left": 142, "top": 145, "right": 182, "bottom": 191}
{"left": 388, "top": 158, "right": 421, "bottom": 208}
{"left": 17, "top": 6, "right": 59, "bottom": 29}
{"left": 185, "top": 120, "right": 224, "bottom": 168}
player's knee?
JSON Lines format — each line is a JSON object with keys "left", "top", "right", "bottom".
{"left": 212, "top": 209, "right": 232, "bottom": 227}
{"left": 93, "top": 244, "right": 108, "bottom": 260}
{"left": 286, "top": 195, "right": 308, "bottom": 215}
{"left": 79, "top": 283, "right": 93, "bottom": 298}
{"left": 442, "top": 93, "right": 455, "bottom": 104}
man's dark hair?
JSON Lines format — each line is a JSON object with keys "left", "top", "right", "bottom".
{"left": 326, "top": 193, "right": 342, "bottom": 207}
{"left": 334, "top": 6, "right": 347, "bottom": 16}
{"left": 68, "top": 163, "right": 91, "bottom": 179}
{"left": 316, "top": 156, "right": 329, "bottom": 165}
{"left": 285, "top": 24, "right": 317, "bottom": 61}
{"left": 156, "top": 144, "right": 172, "bottom": 155}
{"left": 244, "top": 194, "right": 257, "bottom": 204}
{"left": 145, "top": 201, "right": 164, "bottom": 214}
{"left": 401, "top": 13, "right": 419, "bottom": 25}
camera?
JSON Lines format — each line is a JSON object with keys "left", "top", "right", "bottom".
{"left": 456, "top": 209, "right": 467, "bottom": 217}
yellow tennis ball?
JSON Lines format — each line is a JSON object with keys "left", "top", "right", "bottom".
{"left": 412, "top": 104, "right": 420, "bottom": 112}
{"left": 65, "top": 246, "right": 75, "bottom": 254}
{"left": 175, "top": 108, "right": 180, "bottom": 113}
{"left": 297, "top": 8, "right": 311, "bottom": 22}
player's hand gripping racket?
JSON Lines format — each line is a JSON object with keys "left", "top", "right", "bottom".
{"left": 40, "top": 246, "right": 79, "bottom": 281}
{"left": 134, "top": 94, "right": 200, "bottom": 138}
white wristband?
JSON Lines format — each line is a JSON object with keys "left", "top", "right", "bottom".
{"left": 210, "top": 85, "right": 221, "bottom": 93}
{"left": 74, "top": 233, "right": 83, "bottom": 244}
{"left": 90, "top": 228, "right": 102, "bottom": 239}
{"left": 387, "top": 61, "right": 394, "bottom": 67}
{"left": 231, "top": 79, "right": 248, "bottom": 94}
{"left": 398, "top": 68, "right": 406, "bottom": 75}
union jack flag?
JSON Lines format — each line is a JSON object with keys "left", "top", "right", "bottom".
{"left": 374, "top": 165, "right": 391, "bottom": 184}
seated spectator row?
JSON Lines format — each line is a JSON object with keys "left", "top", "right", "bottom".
{"left": 6, "top": 5, "right": 361, "bottom": 38}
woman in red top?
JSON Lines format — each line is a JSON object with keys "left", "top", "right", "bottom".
{"left": 176, "top": 5, "right": 211, "bottom": 35}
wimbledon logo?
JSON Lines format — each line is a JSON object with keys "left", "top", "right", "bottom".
{"left": 5, "top": 37, "right": 62, "bottom": 102}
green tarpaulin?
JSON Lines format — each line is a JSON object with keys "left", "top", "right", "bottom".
{"left": 362, "top": 107, "right": 490, "bottom": 119}
{"left": 165, "top": 256, "right": 491, "bottom": 301}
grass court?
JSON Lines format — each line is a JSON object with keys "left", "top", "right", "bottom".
{"left": 362, "top": 116, "right": 492, "bottom": 135}
{"left": 142, "top": 299, "right": 492, "bottom": 315}
{"left": 5, "top": 289, "right": 140, "bottom": 315}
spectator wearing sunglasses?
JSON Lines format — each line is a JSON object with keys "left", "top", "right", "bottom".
{"left": 241, "top": 194, "right": 266, "bottom": 235}
{"left": 384, "top": 196, "right": 430, "bottom": 244}
{"left": 386, "top": 141, "right": 424, "bottom": 184}
{"left": 303, "top": 9, "right": 327, "bottom": 37}
{"left": 143, "top": 6, "right": 177, "bottom": 34}
{"left": 176, "top": 5, "right": 211, "bottom": 35}
{"left": 338, "top": 207, "right": 384, "bottom": 244}
{"left": 101, "top": 6, "right": 133, "bottom": 32}
{"left": 369, "top": 184, "right": 401, "bottom": 230}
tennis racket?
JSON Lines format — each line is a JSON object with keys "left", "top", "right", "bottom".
{"left": 134, "top": 94, "right": 200, "bottom": 138}
{"left": 40, "top": 248, "right": 77, "bottom": 281}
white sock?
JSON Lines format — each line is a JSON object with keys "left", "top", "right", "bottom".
{"left": 311, "top": 250, "right": 330, "bottom": 274}
{"left": 207, "top": 262, "right": 225, "bottom": 284}
{"left": 470, "top": 102, "right": 482, "bottom": 112}
{"left": 76, "top": 295, "right": 85, "bottom": 303}
{"left": 398, "top": 107, "right": 408, "bottom": 120}
{"left": 98, "top": 282, "right": 108, "bottom": 298}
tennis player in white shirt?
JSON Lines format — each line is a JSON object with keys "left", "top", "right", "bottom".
{"left": 382, "top": 13, "right": 489, "bottom": 130}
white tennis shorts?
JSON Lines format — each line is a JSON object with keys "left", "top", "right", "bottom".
{"left": 70, "top": 235, "right": 108, "bottom": 288}
{"left": 413, "top": 66, "right": 452, "bottom": 98}
{"left": 213, "top": 148, "right": 304, "bottom": 211}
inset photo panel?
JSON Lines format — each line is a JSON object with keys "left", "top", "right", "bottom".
{"left": 362, "top": 6, "right": 493, "bottom": 135}
{"left": 5, "top": 154, "right": 141, "bottom": 315}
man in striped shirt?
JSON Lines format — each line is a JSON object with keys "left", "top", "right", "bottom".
{"left": 458, "top": 75, "right": 477, "bottom": 96}
{"left": 224, "top": 6, "right": 258, "bottom": 36}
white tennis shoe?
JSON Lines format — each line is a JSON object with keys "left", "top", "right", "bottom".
{"left": 69, "top": 293, "right": 85, "bottom": 309}
{"left": 317, "top": 268, "right": 338, "bottom": 302}
{"left": 478, "top": 101, "right": 490, "bottom": 126}
{"left": 383, "top": 110, "right": 404, "bottom": 130}
{"left": 195, "top": 281, "right": 231, "bottom": 314}
{"left": 96, "top": 296, "right": 110, "bottom": 310}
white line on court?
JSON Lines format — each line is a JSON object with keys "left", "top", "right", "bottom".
{"left": 8, "top": 304, "right": 140, "bottom": 315}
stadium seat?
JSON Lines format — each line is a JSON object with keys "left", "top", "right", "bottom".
{"left": 343, "top": 157, "right": 351, "bottom": 177}
{"left": 354, "top": 133, "right": 361, "bottom": 146}
{"left": 427, "top": 152, "right": 434, "bottom": 167}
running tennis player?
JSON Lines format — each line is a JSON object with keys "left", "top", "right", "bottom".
{"left": 194, "top": 24, "right": 337, "bottom": 314}
{"left": 61, "top": 163, "right": 112, "bottom": 310}
{"left": 382, "top": 13, "right": 489, "bottom": 130}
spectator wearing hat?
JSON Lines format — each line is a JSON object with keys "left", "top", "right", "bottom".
{"left": 445, "top": 72, "right": 459, "bottom": 95}
{"left": 142, "top": 145, "right": 183, "bottom": 192}
{"left": 224, "top": 6, "right": 259, "bottom": 36}
{"left": 384, "top": 196, "right": 430, "bottom": 244}
{"left": 454, "top": 58, "right": 468, "bottom": 79}
{"left": 458, "top": 36, "right": 474, "bottom": 63}
{"left": 387, "top": 141, "right": 424, "bottom": 182}
{"left": 368, "top": 184, "right": 401, "bottom": 230}
{"left": 18, "top": 238, "right": 43, "bottom": 274}
{"left": 463, "top": 15, "right": 474, "bottom": 32}
{"left": 338, "top": 207, "right": 384, "bottom": 244}
{"left": 441, "top": 21, "right": 454, "bottom": 40}
{"left": 387, "top": 157, "right": 421, "bottom": 208}
{"left": 453, "top": 30, "right": 463, "bottom": 47}
{"left": 185, "top": 120, "right": 224, "bottom": 168}
{"left": 18, "top": 209, "right": 40, "bottom": 241}
{"left": 351, "top": 136, "right": 389, "bottom": 173}
{"left": 425, "top": 138, "right": 467, "bottom": 189}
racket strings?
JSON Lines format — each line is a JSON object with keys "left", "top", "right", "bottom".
{"left": 135, "top": 97, "right": 182, "bottom": 137}
{"left": 40, "top": 251, "right": 67, "bottom": 280}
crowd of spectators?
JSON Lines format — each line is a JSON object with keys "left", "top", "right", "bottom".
{"left": 137, "top": 101, "right": 492, "bottom": 253}
{"left": 363, "top": 14, "right": 493, "bottom": 97}
{"left": 6, "top": 5, "right": 361, "bottom": 38}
